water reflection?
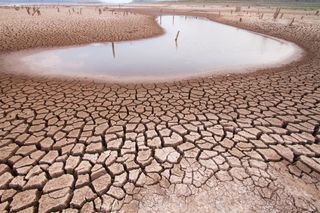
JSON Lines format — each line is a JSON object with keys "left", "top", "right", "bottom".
{"left": 3, "top": 16, "right": 302, "bottom": 82}
{"left": 111, "top": 42, "right": 116, "bottom": 58}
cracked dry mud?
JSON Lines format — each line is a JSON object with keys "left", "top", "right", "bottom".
{"left": 0, "top": 5, "right": 320, "bottom": 213}
{"left": 0, "top": 7, "right": 163, "bottom": 53}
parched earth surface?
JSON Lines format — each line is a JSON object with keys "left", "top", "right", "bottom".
{"left": 0, "top": 6, "right": 163, "bottom": 53}
{"left": 0, "top": 5, "right": 320, "bottom": 213}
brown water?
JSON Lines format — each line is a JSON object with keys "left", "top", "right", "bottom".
{"left": 1, "top": 16, "right": 303, "bottom": 82}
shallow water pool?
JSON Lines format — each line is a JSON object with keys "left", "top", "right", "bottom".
{"left": 2, "top": 16, "right": 302, "bottom": 82}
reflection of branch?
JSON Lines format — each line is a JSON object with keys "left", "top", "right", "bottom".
{"left": 112, "top": 42, "right": 116, "bottom": 59}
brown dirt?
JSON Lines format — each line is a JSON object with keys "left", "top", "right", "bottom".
{"left": 0, "top": 3, "right": 320, "bottom": 213}
{"left": 0, "top": 6, "right": 163, "bottom": 53}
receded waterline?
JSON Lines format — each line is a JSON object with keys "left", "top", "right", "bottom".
{"left": 1, "top": 15, "right": 303, "bottom": 82}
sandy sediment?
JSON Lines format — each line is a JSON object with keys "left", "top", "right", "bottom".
{"left": 0, "top": 4, "right": 320, "bottom": 213}
{"left": 0, "top": 6, "right": 163, "bottom": 53}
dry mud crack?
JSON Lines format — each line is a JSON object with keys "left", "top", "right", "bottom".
{"left": 0, "top": 6, "right": 320, "bottom": 213}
